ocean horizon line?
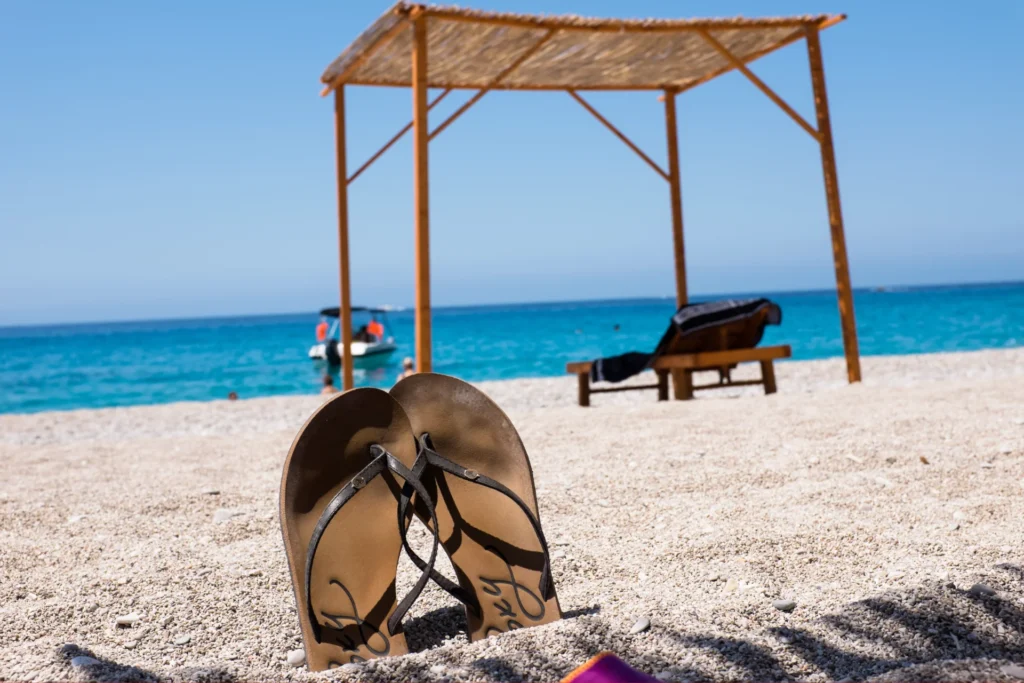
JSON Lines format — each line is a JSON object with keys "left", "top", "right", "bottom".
{"left": 4, "top": 278, "right": 1024, "bottom": 333}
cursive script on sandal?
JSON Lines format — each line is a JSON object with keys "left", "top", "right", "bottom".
{"left": 479, "top": 546, "right": 545, "bottom": 636}
{"left": 320, "top": 579, "right": 389, "bottom": 664}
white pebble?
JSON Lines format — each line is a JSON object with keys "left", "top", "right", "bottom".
{"left": 430, "top": 664, "right": 446, "bottom": 674}
{"left": 773, "top": 599, "right": 797, "bottom": 613}
{"left": 286, "top": 649, "right": 305, "bottom": 667}
{"left": 116, "top": 612, "right": 141, "bottom": 627}
{"left": 124, "top": 641, "right": 138, "bottom": 650}
{"left": 552, "top": 550, "right": 566, "bottom": 559}
{"left": 1000, "top": 664, "right": 1024, "bottom": 679}
{"left": 174, "top": 634, "right": 191, "bottom": 645}
{"left": 213, "top": 509, "right": 243, "bottom": 524}
{"left": 629, "top": 616, "right": 651, "bottom": 634}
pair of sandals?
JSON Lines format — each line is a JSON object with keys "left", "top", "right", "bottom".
{"left": 279, "top": 373, "right": 562, "bottom": 670}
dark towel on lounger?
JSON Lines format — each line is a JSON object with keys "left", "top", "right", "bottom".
{"left": 589, "top": 298, "right": 782, "bottom": 384}
{"left": 590, "top": 351, "right": 651, "bottom": 383}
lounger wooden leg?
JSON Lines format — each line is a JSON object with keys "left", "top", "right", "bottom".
{"left": 671, "top": 369, "right": 694, "bottom": 400}
{"left": 577, "top": 372, "right": 591, "bottom": 407}
{"left": 656, "top": 369, "right": 669, "bottom": 401}
{"left": 760, "top": 360, "right": 777, "bottom": 395}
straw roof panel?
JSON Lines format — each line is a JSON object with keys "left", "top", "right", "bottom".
{"left": 322, "top": 3, "right": 844, "bottom": 92}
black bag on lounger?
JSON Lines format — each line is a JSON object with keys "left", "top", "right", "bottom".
{"left": 589, "top": 298, "right": 782, "bottom": 383}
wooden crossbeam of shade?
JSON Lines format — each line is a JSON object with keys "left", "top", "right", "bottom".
{"left": 567, "top": 90, "right": 670, "bottom": 181}
{"left": 676, "top": 25, "right": 806, "bottom": 95}
{"left": 428, "top": 29, "right": 556, "bottom": 141}
{"left": 320, "top": 11, "right": 411, "bottom": 96}
{"left": 697, "top": 29, "right": 819, "bottom": 141}
{"left": 347, "top": 89, "right": 453, "bottom": 185}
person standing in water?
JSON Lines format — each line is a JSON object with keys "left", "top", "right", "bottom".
{"left": 397, "top": 357, "right": 415, "bottom": 380}
{"left": 315, "top": 316, "right": 329, "bottom": 343}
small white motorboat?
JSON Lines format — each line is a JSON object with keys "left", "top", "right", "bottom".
{"left": 308, "top": 306, "right": 398, "bottom": 365}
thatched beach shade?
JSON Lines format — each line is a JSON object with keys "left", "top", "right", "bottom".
{"left": 321, "top": 2, "right": 860, "bottom": 392}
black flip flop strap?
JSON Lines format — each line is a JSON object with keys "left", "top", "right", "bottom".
{"left": 397, "top": 453, "right": 478, "bottom": 612}
{"left": 413, "top": 434, "right": 554, "bottom": 600}
{"left": 304, "top": 445, "right": 441, "bottom": 643}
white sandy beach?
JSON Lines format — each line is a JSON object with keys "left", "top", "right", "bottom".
{"left": 2, "top": 349, "right": 1023, "bottom": 682}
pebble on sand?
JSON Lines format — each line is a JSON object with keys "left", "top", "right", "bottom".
{"left": 124, "top": 640, "right": 138, "bottom": 650}
{"left": 967, "top": 583, "right": 996, "bottom": 597}
{"left": 430, "top": 664, "right": 446, "bottom": 674}
{"left": 1000, "top": 664, "right": 1024, "bottom": 680}
{"left": 552, "top": 550, "right": 566, "bottom": 559}
{"left": 630, "top": 616, "right": 652, "bottom": 634}
{"left": 213, "top": 509, "right": 243, "bottom": 524}
{"left": 116, "top": 612, "right": 141, "bottom": 627}
{"left": 70, "top": 656, "right": 100, "bottom": 668}
{"left": 174, "top": 635, "right": 191, "bottom": 645}
{"left": 773, "top": 599, "right": 797, "bottom": 613}
{"left": 286, "top": 649, "right": 305, "bottom": 667}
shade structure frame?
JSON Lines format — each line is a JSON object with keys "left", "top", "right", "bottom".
{"left": 323, "top": 4, "right": 862, "bottom": 389}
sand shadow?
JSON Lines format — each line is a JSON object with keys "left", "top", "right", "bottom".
{"left": 405, "top": 603, "right": 604, "bottom": 654}
{"left": 652, "top": 568, "right": 1024, "bottom": 682}
{"left": 404, "top": 605, "right": 470, "bottom": 651}
{"left": 57, "top": 643, "right": 236, "bottom": 683}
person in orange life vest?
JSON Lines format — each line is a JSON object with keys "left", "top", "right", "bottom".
{"left": 315, "top": 317, "right": 329, "bottom": 343}
{"left": 367, "top": 316, "right": 384, "bottom": 342}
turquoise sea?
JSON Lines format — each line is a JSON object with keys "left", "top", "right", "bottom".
{"left": 2, "top": 283, "right": 1023, "bottom": 414}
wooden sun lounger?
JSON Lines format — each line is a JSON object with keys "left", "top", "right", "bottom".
{"left": 565, "top": 345, "right": 792, "bottom": 407}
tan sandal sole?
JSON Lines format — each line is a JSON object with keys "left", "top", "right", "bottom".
{"left": 279, "top": 388, "right": 417, "bottom": 669}
{"left": 391, "top": 374, "right": 562, "bottom": 640}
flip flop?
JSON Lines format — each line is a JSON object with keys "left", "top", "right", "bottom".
{"left": 390, "top": 373, "right": 562, "bottom": 641}
{"left": 279, "top": 388, "right": 440, "bottom": 670}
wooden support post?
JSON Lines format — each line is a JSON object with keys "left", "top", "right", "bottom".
{"left": 656, "top": 369, "right": 669, "bottom": 401}
{"left": 577, "top": 372, "right": 590, "bottom": 407}
{"left": 664, "top": 90, "right": 691, "bottom": 400}
{"left": 807, "top": 26, "right": 861, "bottom": 383}
{"left": 760, "top": 360, "right": 777, "bottom": 394}
{"left": 697, "top": 29, "right": 819, "bottom": 141}
{"left": 412, "top": 14, "right": 432, "bottom": 373}
{"left": 673, "top": 370, "right": 694, "bottom": 401}
{"left": 348, "top": 89, "right": 452, "bottom": 185}
{"left": 333, "top": 87, "right": 354, "bottom": 390}
{"left": 430, "top": 31, "right": 555, "bottom": 142}
{"left": 664, "top": 90, "right": 687, "bottom": 307}
{"left": 567, "top": 90, "right": 670, "bottom": 181}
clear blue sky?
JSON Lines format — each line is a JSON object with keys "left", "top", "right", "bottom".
{"left": 1, "top": 0, "right": 1022, "bottom": 325}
